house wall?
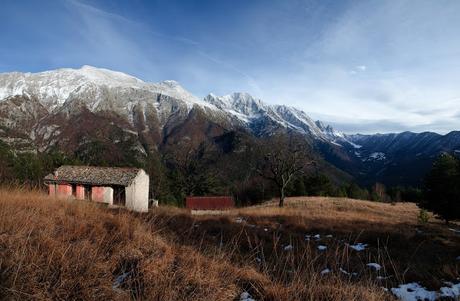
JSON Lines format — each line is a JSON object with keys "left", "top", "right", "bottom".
{"left": 76, "top": 185, "right": 85, "bottom": 199}
{"left": 48, "top": 184, "right": 56, "bottom": 197}
{"left": 56, "top": 184, "right": 72, "bottom": 198}
{"left": 91, "top": 186, "right": 113, "bottom": 205}
{"left": 125, "top": 170, "right": 149, "bottom": 212}
{"left": 103, "top": 187, "right": 113, "bottom": 204}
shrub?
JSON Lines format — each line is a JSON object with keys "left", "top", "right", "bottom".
{"left": 417, "top": 209, "right": 430, "bottom": 224}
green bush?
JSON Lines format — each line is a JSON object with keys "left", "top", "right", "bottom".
{"left": 417, "top": 209, "right": 430, "bottom": 224}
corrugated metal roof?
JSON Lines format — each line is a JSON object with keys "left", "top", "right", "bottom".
{"left": 44, "top": 165, "right": 142, "bottom": 186}
{"left": 186, "top": 196, "right": 234, "bottom": 210}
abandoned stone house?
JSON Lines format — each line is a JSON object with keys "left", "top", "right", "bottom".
{"left": 44, "top": 165, "right": 149, "bottom": 212}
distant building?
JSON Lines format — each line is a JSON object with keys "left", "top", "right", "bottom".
{"left": 44, "top": 165, "right": 149, "bottom": 212}
{"left": 185, "top": 196, "right": 234, "bottom": 211}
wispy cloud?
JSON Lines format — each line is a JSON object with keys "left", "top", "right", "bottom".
{"left": 63, "top": 0, "right": 261, "bottom": 96}
{"left": 196, "top": 50, "right": 262, "bottom": 96}
{"left": 252, "top": 0, "right": 460, "bottom": 133}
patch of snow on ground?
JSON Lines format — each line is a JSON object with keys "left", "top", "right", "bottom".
{"left": 305, "top": 234, "right": 321, "bottom": 241}
{"left": 317, "top": 245, "right": 327, "bottom": 251}
{"left": 391, "top": 281, "right": 460, "bottom": 300}
{"left": 112, "top": 272, "right": 131, "bottom": 289}
{"left": 366, "top": 263, "right": 382, "bottom": 271}
{"left": 347, "top": 243, "right": 368, "bottom": 251}
{"left": 391, "top": 283, "right": 437, "bottom": 301}
{"left": 240, "top": 291, "right": 256, "bottom": 301}
{"left": 449, "top": 228, "right": 460, "bottom": 234}
{"left": 339, "top": 268, "right": 358, "bottom": 276}
{"left": 440, "top": 282, "right": 460, "bottom": 298}
{"left": 235, "top": 217, "right": 244, "bottom": 223}
{"left": 320, "top": 268, "right": 331, "bottom": 275}
{"left": 284, "top": 244, "right": 293, "bottom": 251}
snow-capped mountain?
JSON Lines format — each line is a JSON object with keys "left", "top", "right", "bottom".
{"left": 0, "top": 65, "right": 347, "bottom": 149}
{"left": 0, "top": 65, "right": 210, "bottom": 111}
{"left": 203, "top": 92, "right": 349, "bottom": 142}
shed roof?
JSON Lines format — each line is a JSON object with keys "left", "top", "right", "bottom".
{"left": 185, "top": 196, "right": 234, "bottom": 210}
{"left": 44, "top": 165, "right": 142, "bottom": 186}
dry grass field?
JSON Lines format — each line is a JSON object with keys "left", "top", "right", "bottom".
{"left": 0, "top": 190, "right": 459, "bottom": 300}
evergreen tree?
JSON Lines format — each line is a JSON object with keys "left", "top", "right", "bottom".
{"left": 347, "top": 183, "right": 369, "bottom": 200}
{"left": 421, "top": 154, "right": 460, "bottom": 224}
{"left": 304, "top": 174, "right": 334, "bottom": 196}
{"left": 334, "top": 186, "right": 348, "bottom": 198}
{"left": 286, "top": 176, "right": 307, "bottom": 196}
{"left": 0, "top": 141, "right": 15, "bottom": 184}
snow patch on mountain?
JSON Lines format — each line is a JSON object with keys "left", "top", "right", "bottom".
{"left": 363, "top": 152, "right": 386, "bottom": 162}
{"left": 0, "top": 65, "right": 145, "bottom": 109}
{"left": 204, "top": 92, "right": 266, "bottom": 122}
{"left": 347, "top": 141, "right": 362, "bottom": 149}
{"left": 155, "top": 80, "right": 215, "bottom": 110}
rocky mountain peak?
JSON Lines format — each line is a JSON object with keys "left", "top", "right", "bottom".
{"left": 0, "top": 66, "right": 346, "bottom": 147}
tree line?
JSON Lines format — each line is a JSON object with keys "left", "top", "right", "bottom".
{"left": 0, "top": 134, "right": 423, "bottom": 207}
{"left": 1, "top": 134, "right": 456, "bottom": 221}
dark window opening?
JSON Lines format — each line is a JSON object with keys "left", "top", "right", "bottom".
{"left": 113, "top": 186, "right": 126, "bottom": 206}
{"left": 84, "top": 185, "right": 92, "bottom": 200}
{"left": 71, "top": 184, "right": 77, "bottom": 197}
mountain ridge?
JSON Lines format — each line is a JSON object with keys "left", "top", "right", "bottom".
{"left": 0, "top": 65, "right": 350, "bottom": 145}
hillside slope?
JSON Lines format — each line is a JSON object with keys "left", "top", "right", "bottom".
{"left": 0, "top": 190, "right": 393, "bottom": 300}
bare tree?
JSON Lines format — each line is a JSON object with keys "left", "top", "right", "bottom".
{"left": 256, "top": 133, "right": 313, "bottom": 207}
{"left": 164, "top": 140, "right": 220, "bottom": 196}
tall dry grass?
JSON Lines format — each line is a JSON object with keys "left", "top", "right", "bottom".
{"left": 0, "top": 189, "right": 397, "bottom": 300}
{"left": 148, "top": 197, "right": 459, "bottom": 293}
{"left": 234, "top": 196, "right": 420, "bottom": 224}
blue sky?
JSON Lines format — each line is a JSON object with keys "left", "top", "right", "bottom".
{"left": 1, "top": 0, "right": 460, "bottom": 133}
